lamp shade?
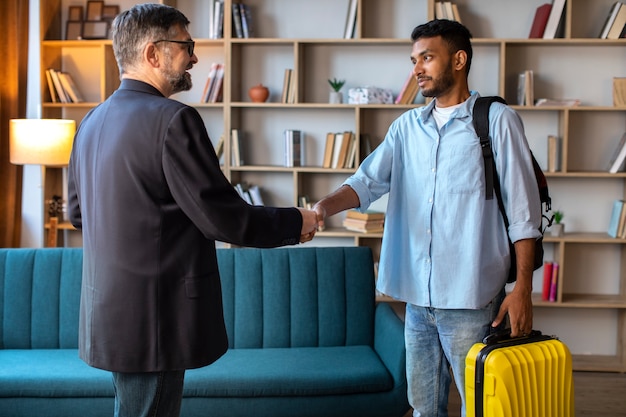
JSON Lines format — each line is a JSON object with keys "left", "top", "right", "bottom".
{"left": 9, "top": 119, "right": 76, "bottom": 166}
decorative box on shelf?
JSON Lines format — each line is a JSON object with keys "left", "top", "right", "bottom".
{"left": 348, "top": 87, "right": 393, "bottom": 105}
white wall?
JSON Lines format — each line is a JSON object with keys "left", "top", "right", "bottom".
{"left": 21, "top": 0, "right": 43, "bottom": 247}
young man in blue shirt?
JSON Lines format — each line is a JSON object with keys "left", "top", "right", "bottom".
{"left": 313, "top": 19, "right": 541, "bottom": 417}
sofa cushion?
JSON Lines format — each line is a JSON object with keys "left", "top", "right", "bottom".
{"left": 0, "top": 350, "right": 112, "bottom": 397}
{"left": 0, "top": 346, "right": 392, "bottom": 399}
{"left": 185, "top": 345, "right": 393, "bottom": 396}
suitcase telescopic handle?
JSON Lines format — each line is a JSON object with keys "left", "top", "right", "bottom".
{"left": 483, "top": 329, "right": 544, "bottom": 345}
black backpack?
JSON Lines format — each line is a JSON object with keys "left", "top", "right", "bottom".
{"left": 473, "top": 96, "right": 553, "bottom": 283}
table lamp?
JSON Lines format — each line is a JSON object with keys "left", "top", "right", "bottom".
{"left": 9, "top": 119, "right": 76, "bottom": 247}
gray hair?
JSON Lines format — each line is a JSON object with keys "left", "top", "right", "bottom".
{"left": 111, "top": 3, "right": 190, "bottom": 76}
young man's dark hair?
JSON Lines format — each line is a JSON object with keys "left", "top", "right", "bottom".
{"left": 411, "top": 19, "right": 473, "bottom": 75}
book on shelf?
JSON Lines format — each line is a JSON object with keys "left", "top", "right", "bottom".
{"left": 541, "top": 261, "right": 553, "bottom": 301}
{"left": 231, "top": 128, "right": 243, "bottom": 166}
{"left": 359, "top": 133, "right": 373, "bottom": 162}
{"left": 395, "top": 70, "right": 419, "bottom": 105}
{"left": 542, "top": 0, "right": 566, "bottom": 39}
{"left": 614, "top": 77, "right": 626, "bottom": 106}
{"left": 200, "top": 62, "right": 219, "bottom": 102}
{"left": 58, "top": 71, "right": 84, "bottom": 103}
{"left": 329, "top": 131, "right": 354, "bottom": 169}
{"left": 599, "top": 1, "right": 623, "bottom": 38}
{"left": 45, "top": 69, "right": 59, "bottom": 103}
{"left": 208, "top": 64, "right": 224, "bottom": 103}
{"left": 247, "top": 185, "right": 264, "bottom": 206}
{"left": 232, "top": 3, "right": 244, "bottom": 38}
{"left": 212, "top": 0, "right": 224, "bottom": 39}
{"left": 548, "top": 262, "right": 559, "bottom": 302}
{"left": 47, "top": 69, "right": 71, "bottom": 103}
{"left": 322, "top": 132, "right": 335, "bottom": 168}
{"left": 434, "top": 2, "right": 461, "bottom": 22}
{"left": 234, "top": 182, "right": 263, "bottom": 205}
{"left": 607, "top": 132, "right": 626, "bottom": 173}
{"left": 534, "top": 98, "right": 580, "bottom": 107}
{"left": 344, "top": 0, "right": 357, "bottom": 39}
{"left": 344, "top": 131, "right": 358, "bottom": 169}
{"left": 298, "top": 195, "right": 313, "bottom": 209}
{"left": 283, "top": 129, "right": 305, "bottom": 167}
{"left": 214, "top": 134, "right": 225, "bottom": 160}
{"left": 607, "top": 3, "right": 626, "bottom": 39}
{"left": 608, "top": 199, "right": 626, "bottom": 238}
{"left": 529, "top": 3, "right": 552, "bottom": 38}
{"left": 346, "top": 209, "right": 385, "bottom": 221}
{"left": 281, "top": 69, "right": 295, "bottom": 104}
{"left": 517, "top": 70, "right": 534, "bottom": 106}
{"left": 239, "top": 3, "right": 253, "bottom": 38}
{"left": 547, "top": 135, "right": 560, "bottom": 172}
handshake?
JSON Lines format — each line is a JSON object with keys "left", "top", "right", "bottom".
{"left": 297, "top": 205, "right": 325, "bottom": 243}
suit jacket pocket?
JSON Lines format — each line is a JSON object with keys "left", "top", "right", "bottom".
{"left": 184, "top": 275, "right": 214, "bottom": 299}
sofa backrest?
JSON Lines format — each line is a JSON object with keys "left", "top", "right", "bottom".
{"left": 0, "top": 248, "right": 83, "bottom": 349}
{"left": 217, "top": 246, "right": 375, "bottom": 349}
{"left": 0, "top": 246, "right": 375, "bottom": 350}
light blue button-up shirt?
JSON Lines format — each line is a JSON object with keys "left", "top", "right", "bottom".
{"left": 345, "top": 92, "right": 541, "bottom": 309}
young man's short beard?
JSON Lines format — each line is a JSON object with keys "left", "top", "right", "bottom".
{"left": 421, "top": 63, "right": 455, "bottom": 98}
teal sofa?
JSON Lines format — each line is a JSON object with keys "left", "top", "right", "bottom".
{"left": 0, "top": 247, "right": 408, "bottom": 417}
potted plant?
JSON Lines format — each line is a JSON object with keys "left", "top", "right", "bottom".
{"left": 550, "top": 210, "right": 564, "bottom": 237}
{"left": 328, "top": 78, "right": 345, "bottom": 104}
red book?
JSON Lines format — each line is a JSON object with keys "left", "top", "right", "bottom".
{"left": 541, "top": 261, "right": 553, "bottom": 301}
{"left": 529, "top": 3, "right": 552, "bottom": 38}
{"left": 549, "top": 262, "right": 559, "bottom": 302}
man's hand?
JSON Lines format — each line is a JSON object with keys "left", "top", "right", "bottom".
{"left": 298, "top": 208, "right": 318, "bottom": 243}
{"left": 312, "top": 204, "right": 326, "bottom": 231}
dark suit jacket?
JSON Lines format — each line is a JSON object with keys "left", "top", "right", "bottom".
{"left": 68, "top": 79, "right": 302, "bottom": 372}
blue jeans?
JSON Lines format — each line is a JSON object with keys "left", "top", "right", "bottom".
{"left": 112, "top": 370, "right": 185, "bottom": 417}
{"left": 405, "top": 290, "right": 504, "bottom": 417}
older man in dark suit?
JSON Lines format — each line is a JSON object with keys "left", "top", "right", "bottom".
{"left": 67, "top": 4, "right": 318, "bottom": 417}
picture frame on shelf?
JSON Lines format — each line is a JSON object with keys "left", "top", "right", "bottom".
{"left": 102, "top": 5, "right": 120, "bottom": 21}
{"left": 82, "top": 20, "right": 109, "bottom": 39}
{"left": 86, "top": 1, "right": 104, "bottom": 21}
{"left": 65, "top": 21, "right": 83, "bottom": 40}
{"left": 68, "top": 6, "right": 83, "bottom": 21}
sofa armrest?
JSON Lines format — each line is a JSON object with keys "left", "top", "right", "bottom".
{"left": 373, "top": 302, "right": 406, "bottom": 387}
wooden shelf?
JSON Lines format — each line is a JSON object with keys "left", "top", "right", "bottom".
{"left": 39, "top": 0, "right": 626, "bottom": 372}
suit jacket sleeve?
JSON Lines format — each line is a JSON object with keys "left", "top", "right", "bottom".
{"left": 162, "top": 106, "right": 302, "bottom": 247}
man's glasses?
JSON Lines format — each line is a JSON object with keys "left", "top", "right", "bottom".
{"left": 154, "top": 39, "right": 195, "bottom": 57}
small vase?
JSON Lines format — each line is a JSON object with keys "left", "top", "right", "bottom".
{"left": 329, "top": 91, "right": 343, "bottom": 104}
{"left": 550, "top": 223, "right": 564, "bottom": 237}
{"left": 249, "top": 84, "right": 270, "bottom": 103}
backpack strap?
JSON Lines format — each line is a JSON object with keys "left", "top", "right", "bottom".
{"left": 473, "top": 96, "right": 506, "bottom": 201}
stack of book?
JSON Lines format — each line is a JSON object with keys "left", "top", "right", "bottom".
{"left": 200, "top": 63, "right": 224, "bottom": 103}
{"left": 342, "top": 210, "right": 385, "bottom": 233}
{"left": 45, "top": 69, "right": 84, "bottom": 103}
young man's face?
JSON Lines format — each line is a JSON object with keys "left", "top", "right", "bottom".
{"left": 410, "top": 36, "right": 456, "bottom": 99}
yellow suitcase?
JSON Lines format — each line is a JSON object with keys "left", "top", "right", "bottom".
{"left": 465, "top": 330, "right": 574, "bottom": 417}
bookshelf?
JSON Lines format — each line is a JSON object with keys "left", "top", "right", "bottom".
{"left": 40, "top": 0, "right": 626, "bottom": 372}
